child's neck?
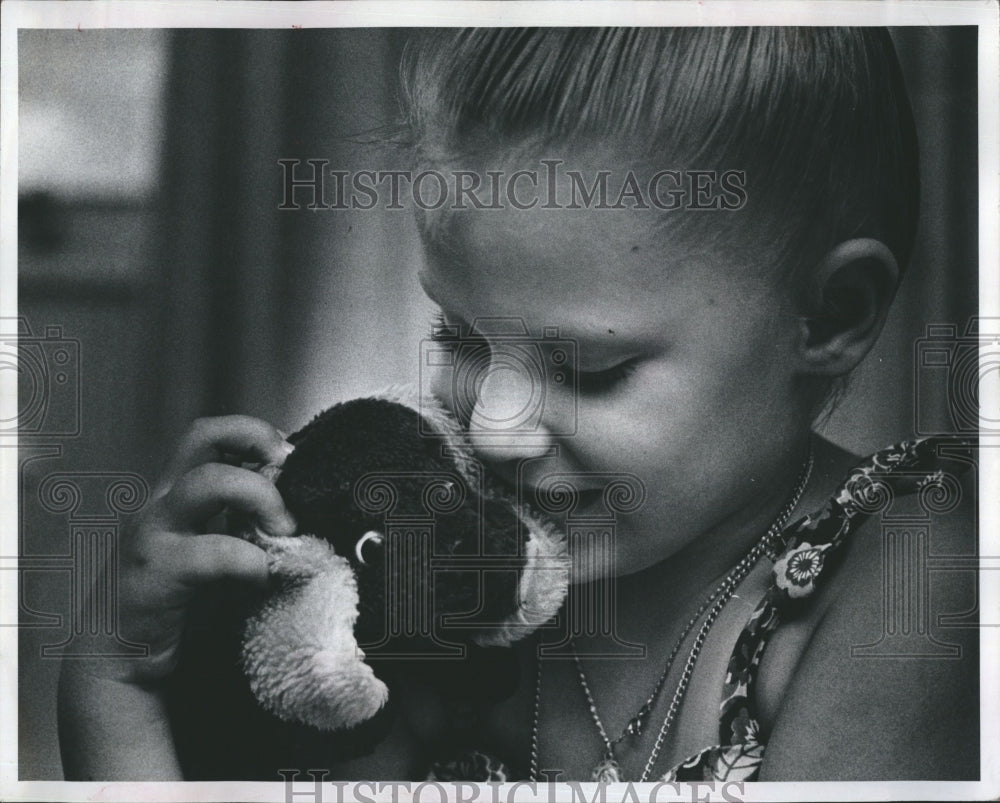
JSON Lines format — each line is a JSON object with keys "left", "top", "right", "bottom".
{"left": 579, "top": 432, "right": 853, "bottom": 651}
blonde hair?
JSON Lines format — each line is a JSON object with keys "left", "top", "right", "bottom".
{"left": 399, "top": 28, "right": 919, "bottom": 279}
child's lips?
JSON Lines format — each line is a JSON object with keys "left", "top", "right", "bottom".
{"left": 524, "top": 484, "right": 608, "bottom": 516}
{"left": 574, "top": 487, "right": 605, "bottom": 508}
{"left": 570, "top": 488, "right": 618, "bottom": 519}
{"left": 489, "top": 468, "right": 609, "bottom": 515}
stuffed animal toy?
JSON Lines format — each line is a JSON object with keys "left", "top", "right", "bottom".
{"left": 233, "top": 385, "right": 569, "bottom": 739}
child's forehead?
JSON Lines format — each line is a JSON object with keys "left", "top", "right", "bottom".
{"left": 432, "top": 202, "right": 662, "bottom": 281}
{"left": 419, "top": 200, "right": 774, "bottom": 332}
{"left": 418, "top": 167, "right": 769, "bottom": 281}
{"left": 417, "top": 140, "right": 765, "bottom": 255}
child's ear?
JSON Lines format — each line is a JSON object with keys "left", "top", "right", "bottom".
{"left": 797, "top": 238, "right": 900, "bottom": 375}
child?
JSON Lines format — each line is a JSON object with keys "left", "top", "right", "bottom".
{"left": 58, "top": 27, "right": 978, "bottom": 782}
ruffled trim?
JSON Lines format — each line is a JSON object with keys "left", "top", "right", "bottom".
{"left": 474, "top": 510, "right": 569, "bottom": 647}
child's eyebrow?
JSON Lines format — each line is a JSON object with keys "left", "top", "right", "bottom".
{"left": 417, "top": 271, "right": 649, "bottom": 357}
{"left": 450, "top": 316, "right": 644, "bottom": 361}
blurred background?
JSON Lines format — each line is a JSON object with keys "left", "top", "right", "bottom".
{"left": 15, "top": 27, "right": 978, "bottom": 778}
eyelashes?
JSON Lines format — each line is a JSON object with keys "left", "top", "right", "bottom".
{"left": 428, "top": 309, "right": 465, "bottom": 343}
{"left": 573, "top": 360, "right": 638, "bottom": 392}
{"left": 427, "top": 310, "right": 638, "bottom": 394}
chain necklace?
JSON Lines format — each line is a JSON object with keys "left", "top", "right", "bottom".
{"left": 529, "top": 448, "right": 814, "bottom": 783}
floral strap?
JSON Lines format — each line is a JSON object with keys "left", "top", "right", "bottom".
{"left": 664, "top": 436, "right": 972, "bottom": 783}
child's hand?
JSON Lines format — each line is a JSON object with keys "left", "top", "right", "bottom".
{"left": 105, "top": 415, "right": 297, "bottom": 686}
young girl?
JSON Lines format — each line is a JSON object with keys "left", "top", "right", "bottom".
{"left": 58, "top": 27, "right": 979, "bottom": 783}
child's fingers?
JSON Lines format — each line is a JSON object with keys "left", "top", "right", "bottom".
{"left": 153, "top": 416, "right": 294, "bottom": 498}
{"left": 177, "top": 533, "right": 270, "bottom": 587}
{"left": 157, "top": 463, "right": 297, "bottom": 538}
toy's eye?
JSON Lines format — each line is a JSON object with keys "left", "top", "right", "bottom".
{"left": 354, "top": 530, "right": 385, "bottom": 566}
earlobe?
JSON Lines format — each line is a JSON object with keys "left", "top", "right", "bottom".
{"left": 798, "top": 238, "right": 900, "bottom": 376}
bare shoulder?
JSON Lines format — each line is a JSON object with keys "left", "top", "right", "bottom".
{"left": 760, "top": 455, "right": 981, "bottom": 780}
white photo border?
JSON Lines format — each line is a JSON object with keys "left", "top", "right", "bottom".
{"left": 1, "top": 1, "right": 997, "bottom": 801}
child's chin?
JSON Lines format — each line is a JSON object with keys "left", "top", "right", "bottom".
{"left": 567, "top": 525, "right": 684, "bottom": 584}
{"left": 566, "top": 540, "right": 641, "bottom": 584}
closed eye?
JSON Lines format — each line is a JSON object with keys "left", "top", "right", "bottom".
{"left": 430, "top": 309, "right": 638, "bottom": 393}
{"left": 573, "top": 359, "right": 639, "bottom": 393}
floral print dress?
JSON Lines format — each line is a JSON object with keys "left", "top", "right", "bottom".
{"left": 428, "top": 436, "right": 972, "bottom": 783}
{"left": 661, "top": 435, "right": 970, "bottom": 782}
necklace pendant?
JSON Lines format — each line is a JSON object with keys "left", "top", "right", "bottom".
{"left": 591, "top": 756, "right": 623, "bottom": 783}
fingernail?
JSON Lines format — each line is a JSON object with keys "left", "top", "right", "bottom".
{"left": 280, "top": 440, "right": 295, "bottom": 456}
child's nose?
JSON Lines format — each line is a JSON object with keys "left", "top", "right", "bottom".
{"left": 465, "top": 358, "right": 555, "bottom": 461}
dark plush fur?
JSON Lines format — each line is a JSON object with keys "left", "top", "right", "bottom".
{"left": 276, "top": 398, "right": 526, "bottom": 653}
{"left": 170, "top": 396, "right": 537, "bottom": 776}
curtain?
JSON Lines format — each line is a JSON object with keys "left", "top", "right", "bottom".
{"left": 151, "top": 29, "right": 431, "bottom": 450}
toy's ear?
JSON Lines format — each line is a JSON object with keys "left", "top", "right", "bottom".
{"left": 241, "top": 533, "right": 389, "bottom": 731}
